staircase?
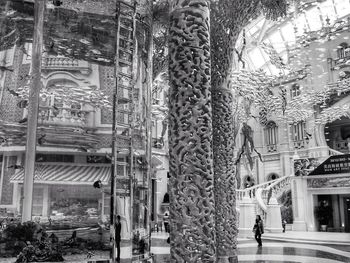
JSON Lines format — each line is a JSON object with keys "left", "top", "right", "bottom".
{"left": 237, "top": 146, "right": 344, "bottom": 235}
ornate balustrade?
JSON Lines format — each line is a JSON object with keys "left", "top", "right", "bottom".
{"left": 293, "top": 140, "right": 306, "bottom": 149}
{"left": 38, "top": 106, "right": 92, "bottom": 126}
{"left": 267, "top": 144, "right": 277, "bottom": 153}
{"left": 333, "top": 55, "right": 350, "bottom": 69}
{"left": 42, "top": 57, "right": 90, "bottom": 74}
{"left": 236, "top": 179, "right": 278, "bottom": 202}
{"left": 329, "top": 147, "right": 345, "bottom": 156}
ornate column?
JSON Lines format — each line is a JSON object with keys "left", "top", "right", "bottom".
{"left": 210, "top": 2, "right": 258, "bottom": 262}
{"left": 168, "top": 1, "right": 216, "bottom": 262}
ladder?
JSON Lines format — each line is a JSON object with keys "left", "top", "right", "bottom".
{"left": 111, "top": 0, "right": 137, "bottom": 262}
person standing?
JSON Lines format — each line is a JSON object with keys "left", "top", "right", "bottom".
{"left": 253, "top": 215, "right": 264, "bottom": 247}
{"left": 115, "top": 215, "right": 122, "bottom": 262}
{"left": 163, "top": 212, "right": 169, "bottom": 233}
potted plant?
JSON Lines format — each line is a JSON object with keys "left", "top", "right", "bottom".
{"left": 315, "top": 202, "right": 333, "bottom": 231}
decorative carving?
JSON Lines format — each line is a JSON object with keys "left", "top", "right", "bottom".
{"left": 212, "top": 89, "right": 238, "bottom": 261}
{"left": 210, "top": 1, "right": 260, "bottom": 262}
{"left": 307, "top": 177, "right": 350, "bottom": 188}
{"left": 168, "top": 1, "right": 216, "bottom": 262}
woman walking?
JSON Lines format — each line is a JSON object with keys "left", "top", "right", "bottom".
{"left": 253, "top": 215, "right": 264, "bottom": 247}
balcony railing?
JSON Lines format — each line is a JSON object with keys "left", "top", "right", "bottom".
{"left": 333, "top": 55, "right": 350, "bottom": 69}
{"left": 293, "top": 140, "right": 306, "bottom": 149}
{"left": 38, "top": 106, "right": 92, "bottom": 126}
{"left": 266, "top": 144, "right": 277, "bottom": 153}
{"left": 42, "top": 57, "right": 90, "bottom": 73}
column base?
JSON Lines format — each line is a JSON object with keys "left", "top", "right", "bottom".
{"left": 265, "top": 227, "right": 283, "bottom": 233}
{"left": 292, "top": 221, "right": 307, "bottom": 231}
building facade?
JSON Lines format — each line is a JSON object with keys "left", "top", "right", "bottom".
{"left": 237, "top": 2, "right": 350, "bottom": 232}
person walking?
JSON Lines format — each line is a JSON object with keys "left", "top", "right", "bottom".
{"left": 282, "top": 219, "right": 287, "bottom": 233}
{"left": 163, "top": 212, "right": 169, "bottom": 233}
{"left": 253, "top": 215, "right": 264, "bottom": 247}
{"left": 115, "top": 215, "right": 122, "bottom": 262}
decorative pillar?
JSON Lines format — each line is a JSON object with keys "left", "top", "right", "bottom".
{"left": 238, "top": 196, "right": 256, "bottom": 238}
{"left": 265, "top": 194, "right": 283, "bottom": 232}
{"left": 22, "top": 0, "right": 45, "bottom": 222}
{"left": 212, "top": 88, "right": 238, "bottom": 263}
{"left": 210, "top": 1, "right": 259, "bottom": 262}
{"left": 168, "top": 1, "right": 216, "bottom": 262}
{"left": 291, "top": 176, "right": 308, "bottom": 231}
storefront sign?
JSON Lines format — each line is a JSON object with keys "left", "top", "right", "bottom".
{"left": 309, "top": 154, "right": 350, "bottom": 175}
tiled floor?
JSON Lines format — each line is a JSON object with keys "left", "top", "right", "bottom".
{"left": 2, "top": 231, "right": 350, "bottom": 262}
{"left": 151, "top": 231, "right": 350, "bottom": 263}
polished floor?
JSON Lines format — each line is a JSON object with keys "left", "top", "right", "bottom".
{"left": 151, "top": 231, "right": 350, "bottom": 263}
{"left": 2, "top": 232, "right": 350, "bottom": 262}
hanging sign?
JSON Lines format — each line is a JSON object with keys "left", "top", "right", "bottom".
{"left": 309, "top": 154, "right": 350, "bottom": 175}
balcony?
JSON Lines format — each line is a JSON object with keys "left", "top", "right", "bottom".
{"left": 38, "top": 106, "right": 93, "bottom": 127}
{"left": 332, "top": 55, "right": 350, "bottom": 70}
{"left": 266, "top": 144, "right": 277, "bottom": 153}
{"left": 293, "top": 140, "right": 306, "bottom": 149}
{"left": 42, "top": 57, "right": 91, "bottom": 74}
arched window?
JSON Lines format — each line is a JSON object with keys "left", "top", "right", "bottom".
{"left": 267, "top": 173, "right": 279, "bottom": 181}
{"left": 265, "top": 121, "right": 278, "bottom": 152}
{"left": 337, "top": 43, "right": 349, "bottom": 59}
{"left": 243, "top": 175, "right": 255, "bottom": 188}
{"left": 291, "top": 121, "right": 306, "bottom": 148}
{"left": 290, "top": 83, "right": 301, "bottom": 98}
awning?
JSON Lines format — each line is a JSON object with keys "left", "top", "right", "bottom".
{"left": 10, "top": 164, "right": 111, "bottom": 185}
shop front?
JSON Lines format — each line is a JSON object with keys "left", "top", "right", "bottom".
{"left": 292, "top": 154, "right": 350, "bottom": 232}
{"left": 10, "top": 163, "right": 111, "bottom": 225}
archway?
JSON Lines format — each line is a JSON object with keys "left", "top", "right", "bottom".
{"left": 243, "top": 175, "right": 255, "bottom": 188}
{"left": 267, "top": 173, "right": 279, "bottom": 181}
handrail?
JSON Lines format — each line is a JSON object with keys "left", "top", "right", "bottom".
{"left": 328, "top": 147, "right": 345, "bottom": 156}
{"left": 255, "top": 174, "right": 293, "bottom": 217}
{"left": 236, "top": 178, "right": 279, "bottom": 201}
{"left": 256, "top": 188, "right": 267, "bottom": 212}
{"left": 264, "top": 174, "right": 293, "bottom": 192}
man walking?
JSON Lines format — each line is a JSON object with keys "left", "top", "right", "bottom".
{"left": 115, "top": 215, "right": 122, "bottom": 262}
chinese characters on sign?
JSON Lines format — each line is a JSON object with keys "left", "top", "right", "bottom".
{"left": 309, "top": 154, "right": 350, "bottom": 175}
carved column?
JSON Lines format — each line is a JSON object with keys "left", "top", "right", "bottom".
{"left": 168, "top": 1, "right": 216, "bottom": 262}
{"left": 212, "top": 88, "right": 237, "bottom": 262}
{"left": 210, "top": 1, "right": 260, "bottom": 262}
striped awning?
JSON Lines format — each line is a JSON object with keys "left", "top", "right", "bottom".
{"left": 10, "top": 164, "right": 111, "bottom": 185}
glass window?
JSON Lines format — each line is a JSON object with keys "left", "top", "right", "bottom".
{"left": 291, "top": 121, "right": 306, "bottom": 142}
{"left": 291, "top": 83, "right": 301, "bottom": 98}
{"left": 265, "top": 121, "right": 278, "bottom": 145}
{"left": 337, "top": 43, "right": 349, "bottom": 59}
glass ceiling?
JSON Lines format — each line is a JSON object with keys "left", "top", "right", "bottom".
{"left": 238, "top": 0, "right": 350, "bottom": 75}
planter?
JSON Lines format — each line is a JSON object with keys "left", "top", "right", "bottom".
{"left": 46, "top": 227, "right": 101, "bottom": 242}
